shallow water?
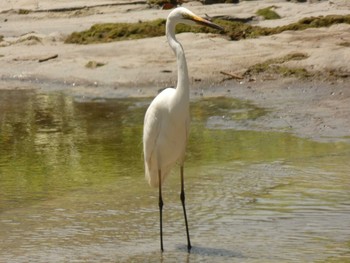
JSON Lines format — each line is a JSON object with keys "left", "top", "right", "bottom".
{"left": 0, "top": 90, "right": 349, "bottom": 262}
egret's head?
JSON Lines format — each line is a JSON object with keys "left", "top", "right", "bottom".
{"left": 168, "top": 7, "right": 224, "bottom": 31}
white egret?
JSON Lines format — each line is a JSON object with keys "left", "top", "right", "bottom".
{"left": 143, "top": 7, "right": 223, "bottom": 252}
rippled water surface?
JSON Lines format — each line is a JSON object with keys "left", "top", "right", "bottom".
{"left": 0, "top": 90, "right": 349, "bottom": 262}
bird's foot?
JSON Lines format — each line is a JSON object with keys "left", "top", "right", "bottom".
{"left": 187, "top": 244, "right": 192, "bottom": 253}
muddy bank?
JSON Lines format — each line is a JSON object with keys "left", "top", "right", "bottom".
{"left": 205, "top": 78, "right": 350, "bottom": 143}
{"left": 0, "top": 0, "right": 349, "bottom": 142}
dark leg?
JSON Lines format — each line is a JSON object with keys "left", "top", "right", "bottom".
{"left": 158, "top": 169, "right": 164, "bottom": 252}
{"left": 180, "top": 166, "right": 192, "bottom": 252}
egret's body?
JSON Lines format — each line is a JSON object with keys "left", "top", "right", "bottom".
{"left": 143, "top": 7, "right": 222, "bottom": 252}
{"left": 144, "top": 86, "right": 189, "bottom": 188}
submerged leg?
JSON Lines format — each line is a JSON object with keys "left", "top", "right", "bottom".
{"left": 180, "top": 166, "right": 192, "bottom": 252}
{"left": 158, "top": 169, "right": 164, "bottom": 252}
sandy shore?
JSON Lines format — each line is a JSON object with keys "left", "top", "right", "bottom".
{"left": 0, "top": 0, "right": 349, "bottom": 142}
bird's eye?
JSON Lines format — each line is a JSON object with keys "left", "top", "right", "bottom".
{"left": 182, "top": 13, "right": 192, "bottom": 20}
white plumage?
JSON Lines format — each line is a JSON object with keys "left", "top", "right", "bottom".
{"left": 142, "top": 7, "right": 223, "bottom": 252}
{"left": 143, "top": 87, "right": 190, "bottom": 187}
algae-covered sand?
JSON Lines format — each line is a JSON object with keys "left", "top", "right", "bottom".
{"left": 0, "top": 0, "right": 350, "bottom": 141}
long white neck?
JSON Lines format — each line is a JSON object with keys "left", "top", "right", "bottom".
{"left": 166, "top": 19, "right": 190, "bottom": 102}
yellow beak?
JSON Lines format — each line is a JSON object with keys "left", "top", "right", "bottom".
{"left": 190, "top": 15, "right": 224, "bottom": 31}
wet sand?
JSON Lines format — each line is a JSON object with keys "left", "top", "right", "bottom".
{"left": 0, "top": 0, "right": 350, "bottom": 141}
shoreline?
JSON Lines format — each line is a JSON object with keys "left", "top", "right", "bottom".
{"left": 1, "top": 76, "right": 349, "bottom": 144}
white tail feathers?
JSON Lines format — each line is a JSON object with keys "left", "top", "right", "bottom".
{"left": 145, "top": 162, "right": 159, "bottom": 188}
{"left": 144, "top": 160, "right": 172, "bottom": 188}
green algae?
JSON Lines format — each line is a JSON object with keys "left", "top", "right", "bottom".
{"left": 245, "top": 52, "right": 311, "bottom": 78}
{"left": 85, "top": 61, "right": 106, "bottom": 69}
{"left": 65, "top": 14, "right": 350, "bottom": 44}
{"left": 65, "top": 19, "right": 166, "bottom": 44}
{"left": 18, "top": 9, "right": 31, "bottom": 14}
{"left": 338, "top": 41, "right": 350, "bottom": 47}
{"left": 256, "top": 6, "right": 281, "bottom": 20}
{"left": 219, "top": 14, "right": 350, "bottom": 41}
